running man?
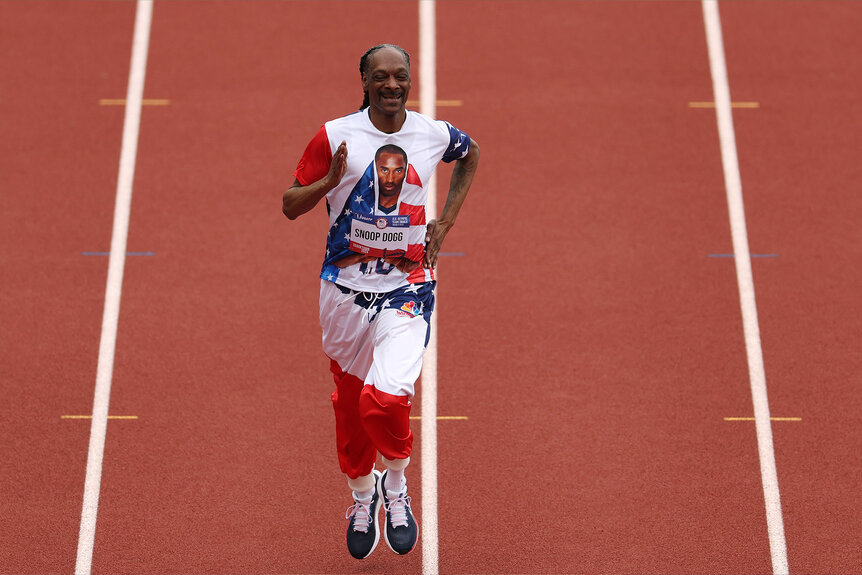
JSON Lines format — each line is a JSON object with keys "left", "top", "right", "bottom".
{"left": 282, "top": 44, "right": 480, "bottom": 559}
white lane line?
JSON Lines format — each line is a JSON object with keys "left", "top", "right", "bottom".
{"left": 701, "top": 2, "right": 789, "bottom": 574}
{"left": 75, "top": 1, "right": 153, "bottom": 573}
{"left": 418, "top": 1, "right": 439, "bottom": 574}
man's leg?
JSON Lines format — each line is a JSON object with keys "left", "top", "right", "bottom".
{"left": 359, "top": 304, "right": 431, "bottom": 555}
{"left": 330, "top": 360, "right": 377, "bottom": 481}
{"left": 319, "top": 281, "right": 382, "bottom": 558}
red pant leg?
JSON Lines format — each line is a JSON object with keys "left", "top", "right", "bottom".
{"left": 330, "top": 359, "right": 377, "bottom": 479}
{"left": 358, "top": 385, "right": 413, "bottom": 461}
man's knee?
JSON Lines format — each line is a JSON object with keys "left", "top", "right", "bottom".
{"left": 358, "top": 385, "right": 413, "bottom": 460}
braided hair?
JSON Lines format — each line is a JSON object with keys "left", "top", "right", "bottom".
{"left": 359, "top": 44, "right": 411, "bottom": 110}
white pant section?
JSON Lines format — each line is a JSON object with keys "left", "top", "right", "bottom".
{"left": 319, "top": 280, "right": 429, "bottom": 397}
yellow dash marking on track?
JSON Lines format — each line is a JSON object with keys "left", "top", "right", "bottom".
{"left": 62, "top": 415, "right": 139, "bottom": 420}
{"left": 100, "top": 99, "right": 170, "bottom": 106}
{"left": 406, "top": 99, "right": 462, "bottom": 107}
{"left": 409, "top": 416, "right": 468, "bottom": 420}
{"left": 689, "top": 101, "right": 760, "bottom": 109}
{"left": 724, "top": 417, "right": 801, "bottom": 422}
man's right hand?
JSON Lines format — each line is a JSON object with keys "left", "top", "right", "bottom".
{"left": 322, "top": 141, "right": 348, "bottom": 190}
{"left": 282, "top": 140, "right": 348, "bottom": 220}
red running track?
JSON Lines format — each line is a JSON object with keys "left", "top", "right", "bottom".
{"left": 0, "top": 3, "right": 136, "bottom": 572}
{"left": 1, "top": 1, "right": 860, "bottom": 574}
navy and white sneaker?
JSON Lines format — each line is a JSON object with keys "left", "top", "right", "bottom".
{"left": 379, "top": 470, "right": 419, "bottom": 555}
{"left": 345, "top": 470, "right": 382, "bottom": 559}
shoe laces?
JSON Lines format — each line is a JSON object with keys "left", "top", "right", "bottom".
{"left": 346, "top": 498, "right": 373, "bottom": 533}
{"left": 384, "top": 490, "right": 412, "bottom": 528}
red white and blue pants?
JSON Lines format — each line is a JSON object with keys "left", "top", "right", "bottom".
{"left": 319, "top": 279, "right": 435, "bottom": 479}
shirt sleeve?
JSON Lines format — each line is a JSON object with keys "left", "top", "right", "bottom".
{"left": 293, "top": 126, "right": 333, "bottom": 186}
{"left": 440, "top": 121, "right": 471, "bottom": 163}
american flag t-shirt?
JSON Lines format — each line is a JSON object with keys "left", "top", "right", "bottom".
{"left": 293, "top": 108, "right": 471, "bottom": 293}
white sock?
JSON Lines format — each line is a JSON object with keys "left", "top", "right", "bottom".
{"left": 352, "top": 487, "right": 375, "bottom": 502}
{"left": 385, "top": 468, "right": 404, "bottom": 493}
{"left": 346, "top": 471, "right": 375, "bottom": 494}
{"left": 382, "top": 456, "right": 409, "bottom": 493}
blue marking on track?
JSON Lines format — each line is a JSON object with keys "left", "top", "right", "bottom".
{"left": 82, "top": 251, "right": 155, "bottom": 256}
{"left": 439, "top": 252, "right": 465, "bottom": 257}
{"left": 708, "top": 253, "right": 779, "bottom": 258}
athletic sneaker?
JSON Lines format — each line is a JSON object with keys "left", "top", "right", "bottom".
{"left": 345, "top": 470, "right": 382, "bottom": 559}
{"left": 379, "top": 470, "right": 419, "bottom": 555}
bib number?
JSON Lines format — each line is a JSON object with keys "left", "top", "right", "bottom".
{"left": 349, "top": 213, "right": 409, "bottom": 258}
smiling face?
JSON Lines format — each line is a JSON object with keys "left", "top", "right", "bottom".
{"left": 376, "top": 151, "right": 407, "bottom": 207}
{"left": 362, "top": 46, "right": 411, "bottom": 120}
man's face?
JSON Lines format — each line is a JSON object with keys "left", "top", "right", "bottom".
{"left": 377, "top": 152, "right": 407, "bottom": 200}
{"left": 362, "top": 47, "right": 411, "bottom": 117}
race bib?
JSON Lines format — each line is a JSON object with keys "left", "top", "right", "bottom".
{"left": 348, "top": 213, "right": 409, "bottom": 258}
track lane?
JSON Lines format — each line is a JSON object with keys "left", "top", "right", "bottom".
{"left": 433, "top": 2, "right": 777, "bottom": 572}
{"left": 87, "top": 2, "right": 425, "bottom": 573}
{"left": 720, "top": 2, "right": 862, "bottom": 571}
{"left": 0, "top": 3, "right": 136, "bottom": 573}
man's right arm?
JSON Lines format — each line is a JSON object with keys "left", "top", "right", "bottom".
{"left": 282, "top": 140, "right": 348, "bottom": 220}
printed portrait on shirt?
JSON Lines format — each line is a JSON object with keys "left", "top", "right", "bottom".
{"left": 375, "top": 144, "right": 408, "bottom": 212}
{"left": 320, "top": 141, "right": 427, "bottom": 282}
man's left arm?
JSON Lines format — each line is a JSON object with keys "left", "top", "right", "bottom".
{"left": 423, "top": 140, "right": 480, "bottom": 269}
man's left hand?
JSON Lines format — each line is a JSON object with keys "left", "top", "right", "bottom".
{"left": 423, "top": 219, "right": 452, "bottom": 269}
